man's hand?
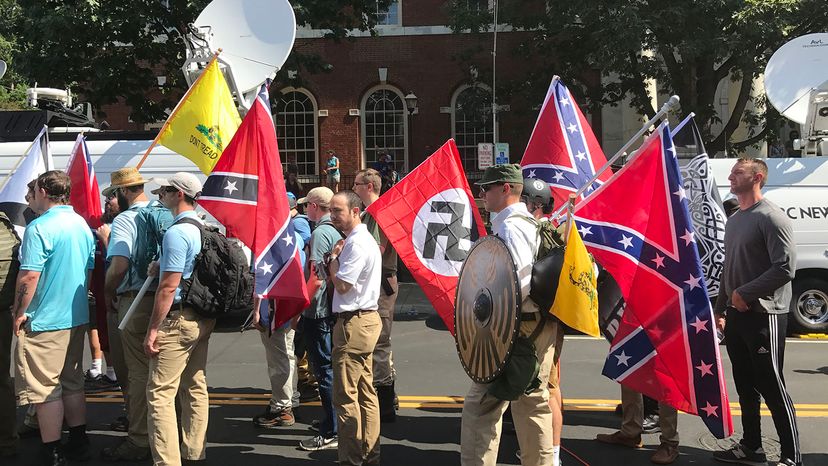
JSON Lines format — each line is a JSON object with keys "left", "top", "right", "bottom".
{"left": 331, "top": 239, "right": 345, "bottom": 258}
{"left": 96, "top": 224, "right": 111, "bottom": 243}
{"left": 147, "top": 261, "right": 160, "bottom": 278}
{"left": 144, "top": 328, "right": 160, "bottom": 357}
{"left": 14, "top": 313, "right": 27, "bottom": 336}
{"left": 731, "top": 290, "right": 749, "bottom": 312}
{"left": 715, "top": 314, "right": 726, "bottom": 333}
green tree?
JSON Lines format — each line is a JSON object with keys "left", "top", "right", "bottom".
{"left": 447, "top": 0, "right": 827, "bottom": 152}
{"left": 0, "top": 0, "right": 28, "bottom": 109}
{"left": 4, "top": 0, "right": 391, "bottom": 124}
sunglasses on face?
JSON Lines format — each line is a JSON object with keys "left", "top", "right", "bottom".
{"left": 162, "top": 186, "right": 179, "bottom": 194}
{"left": 479, "top": 183, "right": 504, "bottom": 194}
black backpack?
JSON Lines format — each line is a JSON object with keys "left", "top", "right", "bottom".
{"left": 174, "top": 217, "right": 254, "bottom": 320}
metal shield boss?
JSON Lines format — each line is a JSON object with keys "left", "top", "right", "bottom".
{"left": 454, "top": 235, "right": 521, "bottom": 383}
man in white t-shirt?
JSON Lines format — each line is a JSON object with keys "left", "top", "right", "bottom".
{"left": 327, "top": 190, "right": 382, "bottom": 466}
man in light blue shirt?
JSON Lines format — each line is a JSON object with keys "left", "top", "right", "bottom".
{"left": 142, "top": 172, "right": 213, "bottom": 466}
{"left": 13, "top": 170, "right": 95, "bottom": 465}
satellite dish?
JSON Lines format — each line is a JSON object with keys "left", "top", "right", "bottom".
{"left": 193, "top": 0, "right": 296, "bottom": 95}
{"left": 0, "top": 60, "right": 6, "bottom": 81}
{"left": 764, "top": 33, "right": 828, "bottom": 124}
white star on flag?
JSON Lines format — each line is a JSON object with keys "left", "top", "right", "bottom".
{"left": 578, "top": 225, "right": 592, "bottom": 237}
{"left": 224, "top": 181, "right": 238, "bottom": 195}
{"left": 680, "top": 229, "right": 695, "bottom": 246}
{"left": 651, "top": 254, "right": 665, "bottom": 268}
{"left": 701, "top": 401, "right": 719, "bottom": 417}
{"left": 575, "top": 150, "right": 586, "bottom": 161}
{"left": 615, "top": 351, "right": 631, "bottom": 366}
{"left": 528, "top": 169, "right": 537, "bottom": 178}
{"left": 559, "top": 96, "right": 570, "bottom": 106}
{"left": 673, "top": 186, "right": 687, "bottom": 201}
{"left": 696, "top": 360, "right": 714, "bottom": 377}
{"left": 567, "top": 123, "right": 578, "bottom": 134}
{"left": 619, "top": 235, "right": 634, "bottom": 250}
{"left": 689, "top": 317, "right": 709, "bottom": 334}
{"left": 666, "top": 144, "right": 676, "bottom": 157}
{"left": 258, "top": 261, "right": 273, "bottom": 275}
{"left": 684, "top": 274, "right": 702, "bottom": 290}
{"left": 553, "top": 171, "right": 564, "bottom": 182}
{"left": 281, "top": 234, "right": 293, "bottom": 246}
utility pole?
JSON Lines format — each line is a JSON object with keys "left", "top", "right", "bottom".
{"left": 492, "top": 0, "right": 498, "bottom": 144}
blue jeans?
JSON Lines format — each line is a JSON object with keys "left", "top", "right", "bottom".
{"left": 303, "top": 316, "right": 337, "bottom": 437}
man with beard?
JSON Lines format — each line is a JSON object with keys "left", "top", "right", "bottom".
{"left": 100, "top": 167, "right": 157, "bottom": 461}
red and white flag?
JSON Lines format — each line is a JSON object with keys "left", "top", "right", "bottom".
{"left": 65, "top": 134, "right": 102, "bottom": 228}
{"left": 366, "top": 139, "right": 486, "bottom": 335}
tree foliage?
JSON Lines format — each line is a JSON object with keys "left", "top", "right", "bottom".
{"left": 2, "top": 0, "right": 391, "bottom": 123}
{"left": 447, "top": 0, "right": 827, "bottom": 152}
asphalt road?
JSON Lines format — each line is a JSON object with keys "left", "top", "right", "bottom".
{"left": 9, "top": 308, "right": 828, "bottom": 465}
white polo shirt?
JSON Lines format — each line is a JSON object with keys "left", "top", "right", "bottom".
{"left": 490, "top": 202, "right": 540, "bottom": 312}
{"left": 332, "top": 223, "right": 381, "bottom": 313}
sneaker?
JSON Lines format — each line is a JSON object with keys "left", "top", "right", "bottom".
{"left": 101, "top": 438, "right": 151, "bottom": 461}
{"left": 299, "top": 386, "right": 320, "bottom": 403}
{"left": 253, "top": 407, "right": 295, "bottom": 428}
{"left": 109, "top": 415, "right": 129, "bottom": 433}
{"left": 595, "top": 431, "right": 643, "bottom": 448}
{"left": 85, "top": 371, "right": 119, "bottom": 393}
{"left": 712, "top": 443, "right": 767, "bottom": 466}
{"left": 642, "top": 414, "right": 661, "bottom": 434}
{"left": 308, "top": 419, "right": 320, "bottom": 433}
{"left": 651, "top": 443, "right": 679, "bottom": 464}
{"left": 298, "top": 435, "right": 338, "bottom": 451}
{"left": 776, "top": 459, "right": 801, "bottom": 466}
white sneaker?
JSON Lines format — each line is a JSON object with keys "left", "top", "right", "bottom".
{"left": 299, "top": 435, "right": 338, "bottom": 451}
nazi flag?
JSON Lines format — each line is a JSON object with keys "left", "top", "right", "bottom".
{"left": 366, "top": 139, "right": 486, "bottom": 335}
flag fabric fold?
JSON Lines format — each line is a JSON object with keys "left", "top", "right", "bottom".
{"left": 550, "top": 221, "right": 600, "bottom": 337}
{"left": 157, "top": 57, "right": 241, "bottom": 174}
{"left": 65, "top": 134, "right": 102, "bottom": 228}
{"left": 365, "top": 139, "right": 486, "bottom": 335}
{"left": 572, "top": 122, "right": 733, "bottom": 439}
{"left": 198, "top": 83, "right": 308, "bottom": 328}
{"left": 520, "top": 77, "right": 613, "bottom": 210}
{"left": 673, "top": 116, "right": 727, "bottom": 299}
{"left": 0, "top": 125, "right": 54, "bottom": 237}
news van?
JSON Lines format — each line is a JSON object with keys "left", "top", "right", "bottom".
{"left": 709, "top": 157, "right": 828, "bottom": 334}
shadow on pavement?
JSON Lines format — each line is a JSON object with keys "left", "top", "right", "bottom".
{"left": 793, "top": 366, "right": 828, "bottom": 375}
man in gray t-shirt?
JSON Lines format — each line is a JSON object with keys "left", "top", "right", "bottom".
{"left": 712, "top": 158, "right": 801, "bottom": 466}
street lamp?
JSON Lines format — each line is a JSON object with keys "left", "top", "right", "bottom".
{"left": 404, "top": 92, "right": 418, "bottom": 114}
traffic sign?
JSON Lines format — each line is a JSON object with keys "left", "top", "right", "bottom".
{"left": 478, "top": 143, "right": 494, "bottom": 170}
{"left": 495, "top": 143, "right": 509, "bottom": 165}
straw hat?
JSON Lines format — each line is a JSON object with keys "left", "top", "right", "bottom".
{"left": 102, "top": 167, "right": 150, "bottom": 197}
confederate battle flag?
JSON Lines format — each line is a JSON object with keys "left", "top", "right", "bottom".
{"left": 366, "top": 139, "right": 486, "bottom": 335}
{"left": 198, "top": 83, "right": 309, "bottom": 328}
{"left": 573, "top": 122, "right": 733, "bottom": 439}
{"left": 520, "top": 77, "right": 613, "bottom": 210}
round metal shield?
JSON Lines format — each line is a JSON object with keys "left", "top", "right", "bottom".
{"left": 454, "top": 235, "right": 522, "bottom": 383}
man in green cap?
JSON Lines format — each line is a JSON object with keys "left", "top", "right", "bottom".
{"left": 460, "top": 163, "right": 561, "bottom": 466}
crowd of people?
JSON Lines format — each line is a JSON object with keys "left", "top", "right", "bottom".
{"left": 0, "top": 157, "right": 803, "bottom": 466}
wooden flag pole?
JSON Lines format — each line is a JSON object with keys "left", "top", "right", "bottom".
{"left": 562, "top": 193, "right": 577, "bottom": 244}
{"left": 135, "top": 50, "right": 222, "bottom": 170}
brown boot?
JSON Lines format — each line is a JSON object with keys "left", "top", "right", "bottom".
{"left": 595, "top": 431, "right": 643, "bottom": 448}
{"left": 650, "top": 443, "right": 679, "bottom": 464}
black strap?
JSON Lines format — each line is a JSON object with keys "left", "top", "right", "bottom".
{"left": 527, "top": 311, "right": 547, "bottom": 342}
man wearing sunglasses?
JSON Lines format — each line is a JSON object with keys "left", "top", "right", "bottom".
{"left": 461, "top": 164, "right": 559, "bottom": 466}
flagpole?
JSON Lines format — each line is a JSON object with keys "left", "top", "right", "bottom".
{"left": 562, "top": 193, "right": 576, "bottom": 243}
{"left": 0, "top": 125, "right": 48, "bottom": 192}
{"left": 672, "top": 112, "right": 696, "bottom": 134}
{"left": 135, "top": 50, "right": 222, "bottom": 170}
{"left": 551, "top": 95, "right": 681, "bottom": 220}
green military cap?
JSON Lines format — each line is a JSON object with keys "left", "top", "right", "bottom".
{"left": 475, "top": 163, "right": 524, "bottom": 186}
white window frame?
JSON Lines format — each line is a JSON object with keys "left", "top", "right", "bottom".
{"left": 274, "top": 87, "right": 319, "bottom": 179}
{"left": 451, "top": 84, "right": 495, "bottom": 172}
{"left": 360, "top": 84, "right": 408, "bottom": 171}
{"left": 375, "top": 0, "right": 402, "bottom": 27}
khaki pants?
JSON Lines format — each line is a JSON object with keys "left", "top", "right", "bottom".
{"left": 107, "top": 299, "right": 130, "bottom": 395}
{"left": 333, "top": 311, "right": 382, "bottom": 466}
{"left": 0, "top": 311, "right": 16, "bottom": 449}
{"left": 15, "top": 325, "right": 86, "bottom": 405}
{"left": 620, "top": 385, "right": 679, "bottom": 446}
{"left": 460, "top": 318, "right": 559, "bottom": 466}
{"left": 372, "top": 275, "right": 397, "bottom": 386}
{"left": 259, "top": 326, "right": 297, "bottom": 410}
{"left": 147, "top": 308, "right": 215, "bottom": 466}
{"left": 120, "top": 294, "right": 155, "bottom": 447}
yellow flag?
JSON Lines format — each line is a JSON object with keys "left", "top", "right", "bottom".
{"left": 157, "top": 58, "right": 241, "bottom": 174}
{"left": 550, "top": 220, "right": 600, "bottom": 337}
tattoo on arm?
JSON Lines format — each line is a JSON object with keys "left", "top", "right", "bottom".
{"left": 15, "top": 283, "right": 28, "bottom": 314}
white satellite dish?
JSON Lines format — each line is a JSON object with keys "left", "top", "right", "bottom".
{"left": 764, "top": 33, "right": 828, "bottom": 124}
{"left": 186, "top": 0, "right": 296, "bottom": 107}
{"left": 0, "top": 60, "right": 6, "bottom": 81}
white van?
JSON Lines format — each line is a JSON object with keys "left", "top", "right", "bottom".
{"left": 709, "top": 157, "right": 828, "bottom": 334}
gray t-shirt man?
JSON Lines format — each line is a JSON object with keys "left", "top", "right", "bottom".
{"left": 303, "top": 214, "right": 343, "bottom": 319}
{"left": 715, "top": 198, "right": 796, "bottom": 314}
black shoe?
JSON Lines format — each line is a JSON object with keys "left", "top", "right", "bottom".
{"left": 42, "top": 443, "right": 67, "bottom": 466}
{"left": 101, "top": 438, "right": 151, "bottom": 461}
{"left": 84, "top": 371, "right": 120, "bottom": 393}
{"left": 713, "top": 443, "right": 767, "bottom": 466}
{"left": 109, "top": 415, "right": 129, "bottom": 433}
{"left": 63, "top": 436, "right": 91, "bottom": 461}
{"left": 642, "top": 414, "right": 661, "bottom": 434}
{"left": 376, "top": 384, "right": 396, "bottom": 423}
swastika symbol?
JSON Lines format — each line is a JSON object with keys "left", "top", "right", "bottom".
{"left": 422, "top": 201, "right": 472, "bottom": 261}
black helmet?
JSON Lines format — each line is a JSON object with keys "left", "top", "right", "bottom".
{"left": 522, "top": 177, "right": 552, "bottom": 212}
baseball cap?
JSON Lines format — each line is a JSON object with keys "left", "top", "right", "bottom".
{"left": 151, "top": 172, "right": 203, "bottom": 199}
{"left": 297, "top": 186, "right": 334, "bottom": 207}
{"left": 476, "top": 164, "right": 524, "bottom": 186}
{"left": 287, "top": 192, "right": 297, "bottom": 209}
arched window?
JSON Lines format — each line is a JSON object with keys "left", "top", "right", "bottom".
{"left": 361, "top": 86, "right": 407, "bottom": 171}
{"left": 452, "top": 85, "right": 494, "bottom": 173}
{"left": 274, "top": 88, "right": 318, "bottom": 178}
